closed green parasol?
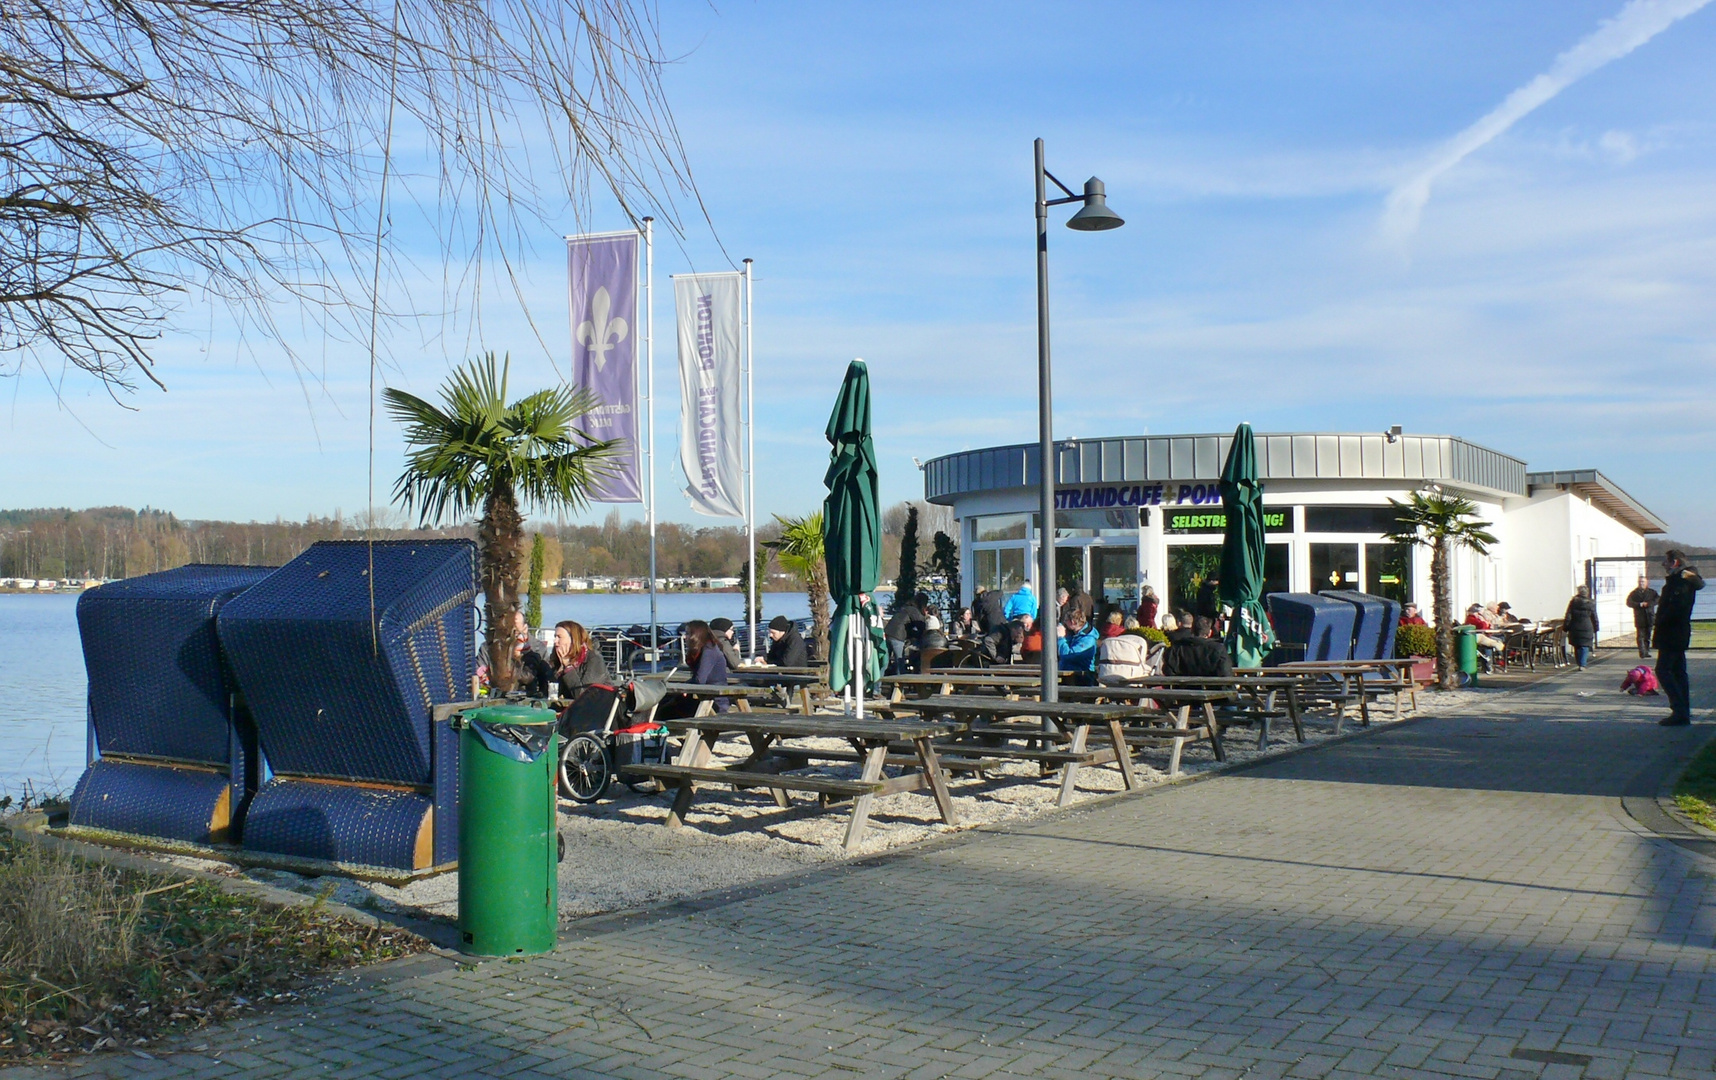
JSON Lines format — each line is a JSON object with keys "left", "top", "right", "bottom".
{"left": 823, "top": 360, "right": 886, "bottom": 697}
{"left": 1219, "top": 422, "right": 1275, "bottom": 668}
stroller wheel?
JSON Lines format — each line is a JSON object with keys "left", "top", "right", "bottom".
{"left": 559, "top": 733, "right": 611, "bottom": 803}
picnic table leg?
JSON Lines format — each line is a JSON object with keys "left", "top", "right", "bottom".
{"left": 799, "top": 686, "right": 814, "bottom": 716}
{"left": 736, "top": 696, "right": 753, "bottom": 714}
{"left": 1253, "top": 689, "right": 1270, "bottom": 751}
{"left": 843, "top": 744, "right": 891, "bottom": 851}
{"left": 1286, "top": 685, "right": 1305, "bottom": 742}
{"left": 693, "top": 698, "right": 715, "bottom": 719}
{"left": 665, "top": 728, "right": 708, "bottom": 829}
{"left": 912, "top": 737, "right": 959, "bottom": 826}
{"left": 1356, "top": 675, "right": 1371, "bottom": 727}
{"left": 1203, "top": 703, "right": 1226, "bottom": 762}
{"left": 1107, "top": 720, "right": 1138, "bottom": 791}
{"left": 1057, "top": 723, "right": 1091, "bottom": 807}
{"left": 740, "top": 734, "right": 791, "bottom": 809}
{"left": 1168, "top": 706, "right": 1189, "bottom": 778}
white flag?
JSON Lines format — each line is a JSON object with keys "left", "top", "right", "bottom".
{"left": 674, "top": 273, "right": 745, "bottom": 518}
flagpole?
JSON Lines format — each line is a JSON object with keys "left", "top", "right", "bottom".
{"left": 644, "top": 218, "right": 658, "bottom": 670}
{"left": 743, "top": 257, "right": 756, "bottom": 663}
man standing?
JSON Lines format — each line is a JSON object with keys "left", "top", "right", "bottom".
{"left": 1655, "top": 550, "right": 1704, "bottom": 727}
{"left": 1627, "top": 575, "right": 1659, "bottom": 660}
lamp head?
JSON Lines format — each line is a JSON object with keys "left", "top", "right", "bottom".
{"left": 1065, "top": 177, "right": 1124, "bottom": 231}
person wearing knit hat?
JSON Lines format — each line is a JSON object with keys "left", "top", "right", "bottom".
{"left": 708, "top": 616, "right": 742, "bottom": 671}
{"left": 766, "top": 615, "right": 809, "bottom": 668}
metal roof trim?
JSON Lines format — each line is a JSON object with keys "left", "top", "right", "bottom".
{"left": 923, "top": 432, "right": 1529, "bottom": 504}
{"left": 1525, "top": 469, "right": 1668, "bottom": 535}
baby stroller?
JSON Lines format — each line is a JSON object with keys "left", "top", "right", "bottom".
{"left": 556, "top": 676, "right": 673, "bottom": 803}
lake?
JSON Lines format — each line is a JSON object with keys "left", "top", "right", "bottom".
{"left": 0, "top": 590, "right": 811, "bottom": 800}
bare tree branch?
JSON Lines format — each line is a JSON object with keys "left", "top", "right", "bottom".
{"left": 0, "top": 0, "right": 704, "bottom": 398}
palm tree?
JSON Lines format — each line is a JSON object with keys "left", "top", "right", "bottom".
{"left": 385, "top": 353, "right": 617, "bottom": 692}
{"left": 1385, "top": 490, "right": 1498, "bottom": 690}
{"left": 765, "top": 512, "right": 829, "bottom": 662}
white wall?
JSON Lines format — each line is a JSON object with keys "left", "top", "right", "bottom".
{"left": 1500, "top": 489, "right": 1646, "bottom": 631}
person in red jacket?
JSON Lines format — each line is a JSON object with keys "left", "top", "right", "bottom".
{"left": 1399, "top": 603, "right": 1428, "bottom": 627}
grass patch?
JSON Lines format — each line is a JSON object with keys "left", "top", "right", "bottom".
{"left": 1690, "top": 620, "right": 1716, "bottom": 650}
{"left": 1673, "top": 736, "right": 1716, "bottom": 832}
{"left": 0, "top": 829, "right": 425, "bottom": 1061}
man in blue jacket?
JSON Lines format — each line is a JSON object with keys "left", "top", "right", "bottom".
{"left": 1003, "top": 582, "right": 1038, "bottom": 622}
{"left": 1656, "top": 549, "right": 1705, "bottom": 726}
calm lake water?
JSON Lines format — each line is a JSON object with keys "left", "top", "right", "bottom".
{"left": 0, "top": 590, "right": 811, "bottom": 800}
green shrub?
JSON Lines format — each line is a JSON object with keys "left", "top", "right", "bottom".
{"left": 1130, "top": 627, "right": 1169, "bottom": 645}
{"left": 1395, "top": 624, "right": 1436, "bottom": 657}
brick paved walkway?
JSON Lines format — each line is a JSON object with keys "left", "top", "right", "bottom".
{"left": 21, "top": 656, "right": 1716, "bottom": 1079}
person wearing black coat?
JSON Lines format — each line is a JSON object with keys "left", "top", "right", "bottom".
{"left": 1162, "top": 616, "right": 1234, "bottom": 678}
{"left": 975, "top": 589, "right": 1007, "bottom": 635}
{"left": 1563, "top": 586, "right": 1599, "bottom": 670}
{"left": 765, "top": 615, "right": 809, "bottom": 667}
{"left": 1655, "top": 550, "right": 1706, "bottom": 726}
{"left": 1626, "top": 577, "right": 1659, "bottom": 659}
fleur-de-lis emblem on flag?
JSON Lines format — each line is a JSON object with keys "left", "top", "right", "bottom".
{"left": 576, "top": 287, "right": 629, "bottom": 370}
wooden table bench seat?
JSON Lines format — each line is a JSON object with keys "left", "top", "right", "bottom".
{"left": 627, "top": 712, "right": 968, "bottom": 850}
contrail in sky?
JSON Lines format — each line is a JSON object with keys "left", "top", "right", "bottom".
{"left": 1383, "top": 0, "right": 1712, "bottom": 240}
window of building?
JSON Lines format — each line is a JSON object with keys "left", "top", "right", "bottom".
{"left": 973, "top": 514, "right": 1032, "bottom": 541}
{"left": 1365, "top": 542, "right": 1412, "bottom": 604}
{"left": 1304, "top": 506, "right": 1406, "bottom": 534}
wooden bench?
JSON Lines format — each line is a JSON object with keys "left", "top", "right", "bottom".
{"left": 886, "top": 694, "right": 1200, "bottom": 801}
{"left": 626, "top": 712, "right": 968, "bottom": 850}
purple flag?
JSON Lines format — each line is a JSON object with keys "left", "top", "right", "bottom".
{"left": 568, "top": 232, "right": 641, "bottom": 502}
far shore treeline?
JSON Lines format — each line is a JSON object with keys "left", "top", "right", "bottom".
{"left": 0, "top": 502, "right": 952, "bottom": 585}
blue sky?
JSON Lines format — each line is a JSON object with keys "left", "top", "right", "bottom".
{"left": 7, "top": 1, "right": 1716, "bottom": 541}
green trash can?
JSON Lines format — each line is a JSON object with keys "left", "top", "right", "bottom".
{"left": 456, "top": 704, "right": 560, "bottom": 956}
{"left": 1455, "top": 625, "right": 1479, "bottom": 684}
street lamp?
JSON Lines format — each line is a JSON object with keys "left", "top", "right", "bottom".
{"left": 1034, "top": 137, "right": 1123, "bottom": 703}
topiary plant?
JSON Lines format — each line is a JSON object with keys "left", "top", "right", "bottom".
{"left": 1395, "top": 623, "right": 1436, "bottom": 657}
{"left": 1131, "top": 627, "right": 1169, "bottom": 645}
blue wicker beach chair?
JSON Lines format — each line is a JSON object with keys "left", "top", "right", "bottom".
{"left": 68, "top": 564, "right": 277, "bottom": 846}
{"left": 216, "top": 539, "right": 476, "bottom": 877}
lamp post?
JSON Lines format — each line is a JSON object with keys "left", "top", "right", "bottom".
{"left": 1034, "top": 137, "right": 1124, "bottom": 703}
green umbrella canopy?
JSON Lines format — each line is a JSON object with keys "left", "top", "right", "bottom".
{"left": 1219, "top": 422, "right": 1275, "bottom": 667}
{"left": 822, "top": 360, "right": 885, "bottom": 692}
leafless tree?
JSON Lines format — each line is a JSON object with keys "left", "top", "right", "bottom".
{"left": 0, "top": 0, "right": 700, "bottom": 398}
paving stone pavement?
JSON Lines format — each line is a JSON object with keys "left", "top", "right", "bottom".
{"left": 18, "top": 655, "right": 1716, "bottom": 1080}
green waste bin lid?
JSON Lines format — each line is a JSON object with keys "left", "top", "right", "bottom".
{"left": 465, "top": 704, "right": 558, "bottom": 726}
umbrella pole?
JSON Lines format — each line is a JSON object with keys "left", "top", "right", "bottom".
{"left": 856, "top": 612, "right": 865, "bottom": 720}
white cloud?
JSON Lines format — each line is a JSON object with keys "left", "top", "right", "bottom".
{"left": 1383, "top": 0, "right": 1712, "bottom": 241}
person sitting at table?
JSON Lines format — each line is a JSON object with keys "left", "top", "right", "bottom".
{"left": 950, "top": 606, "right": 979, "bottom": 640}
{"left": 1496, "top": 602, "right": 1527, "bottom": 626}
{"left": 708, "top": 616, "right": 745, "bottom": 670}
{"left": 1056, "top": 608, "right": 1100, "bottom": 681}
{"left": 765, "top": 615, "right": 809, "bottom": 667}
{"left": 1100, "top": 609, "right": 1126, "bottom": 639}
{"left": 1463, "top": 603, "right": 1505, "bottom": 671}
{"left": 1167, "top": 610, "right": 1197, "bottom": 645}
{"left": 1162, "top": 615, "right": 1234, "bottom": 678}
{"left": 682, "top": 620, "right": 730, "bottom": 712}
{"left": 529, "top": 620, "right": 610, "bottom": 699}
{"left": 1399, "top": 603, "right": 1428, "bottom": 627}
{"left": 1011, "top": 614, "right": 1042, "bottom": 663}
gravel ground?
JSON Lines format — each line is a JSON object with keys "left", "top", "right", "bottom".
{"left": 158, "top": 683, "right": 1491, "bottom": 924}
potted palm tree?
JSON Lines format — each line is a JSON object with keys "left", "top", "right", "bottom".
{"left": 1385, "top": 490, "right": 1498, "bottom": 691}
{"left": 765, "top": 512, "right": 830, "bottom": 662}
{"left": 385, "top": 353, "right": 616, "bottom": 693}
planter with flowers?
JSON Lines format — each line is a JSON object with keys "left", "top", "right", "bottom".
{"left": 1395, "top": 624, "right": 1438, "bottom": 684}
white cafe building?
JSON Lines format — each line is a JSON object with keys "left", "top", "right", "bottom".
{"left": 922, "top": 431, "right": 1667, "bottom": 631}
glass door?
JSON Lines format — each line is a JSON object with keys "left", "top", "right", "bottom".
{"left": 1093, "top": 546, "right": 1139, "bottom": 612}
{"left": 1365, "top": 542, "right": 1412, "bottom": 603}
{"left": 1310, "top": 543, "right": 1360, "bottom": 593}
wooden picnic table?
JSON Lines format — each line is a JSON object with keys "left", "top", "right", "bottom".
{"left": 1266, "top": 659, "right": 1417, "bottom": 725}
{"left": 886, "top": 693, "right": 1201, "bottom": 802}
{"left": 878, "top": 671, "right": 1050, "bottom": 701}
{"left": 623, "top": 711, "right": 967, "bottom": 850}
{"left": 673, "top": 667, "right": 823, "bottom": 712}
{"left": 1076, "top": 674, "right": 1309, "bottom": 748}
{"left": 1056, "top": 685, "right": 1240, "bottom": 765}
{"left": 658, "top": 682, "right": 813, "bottom": 717}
